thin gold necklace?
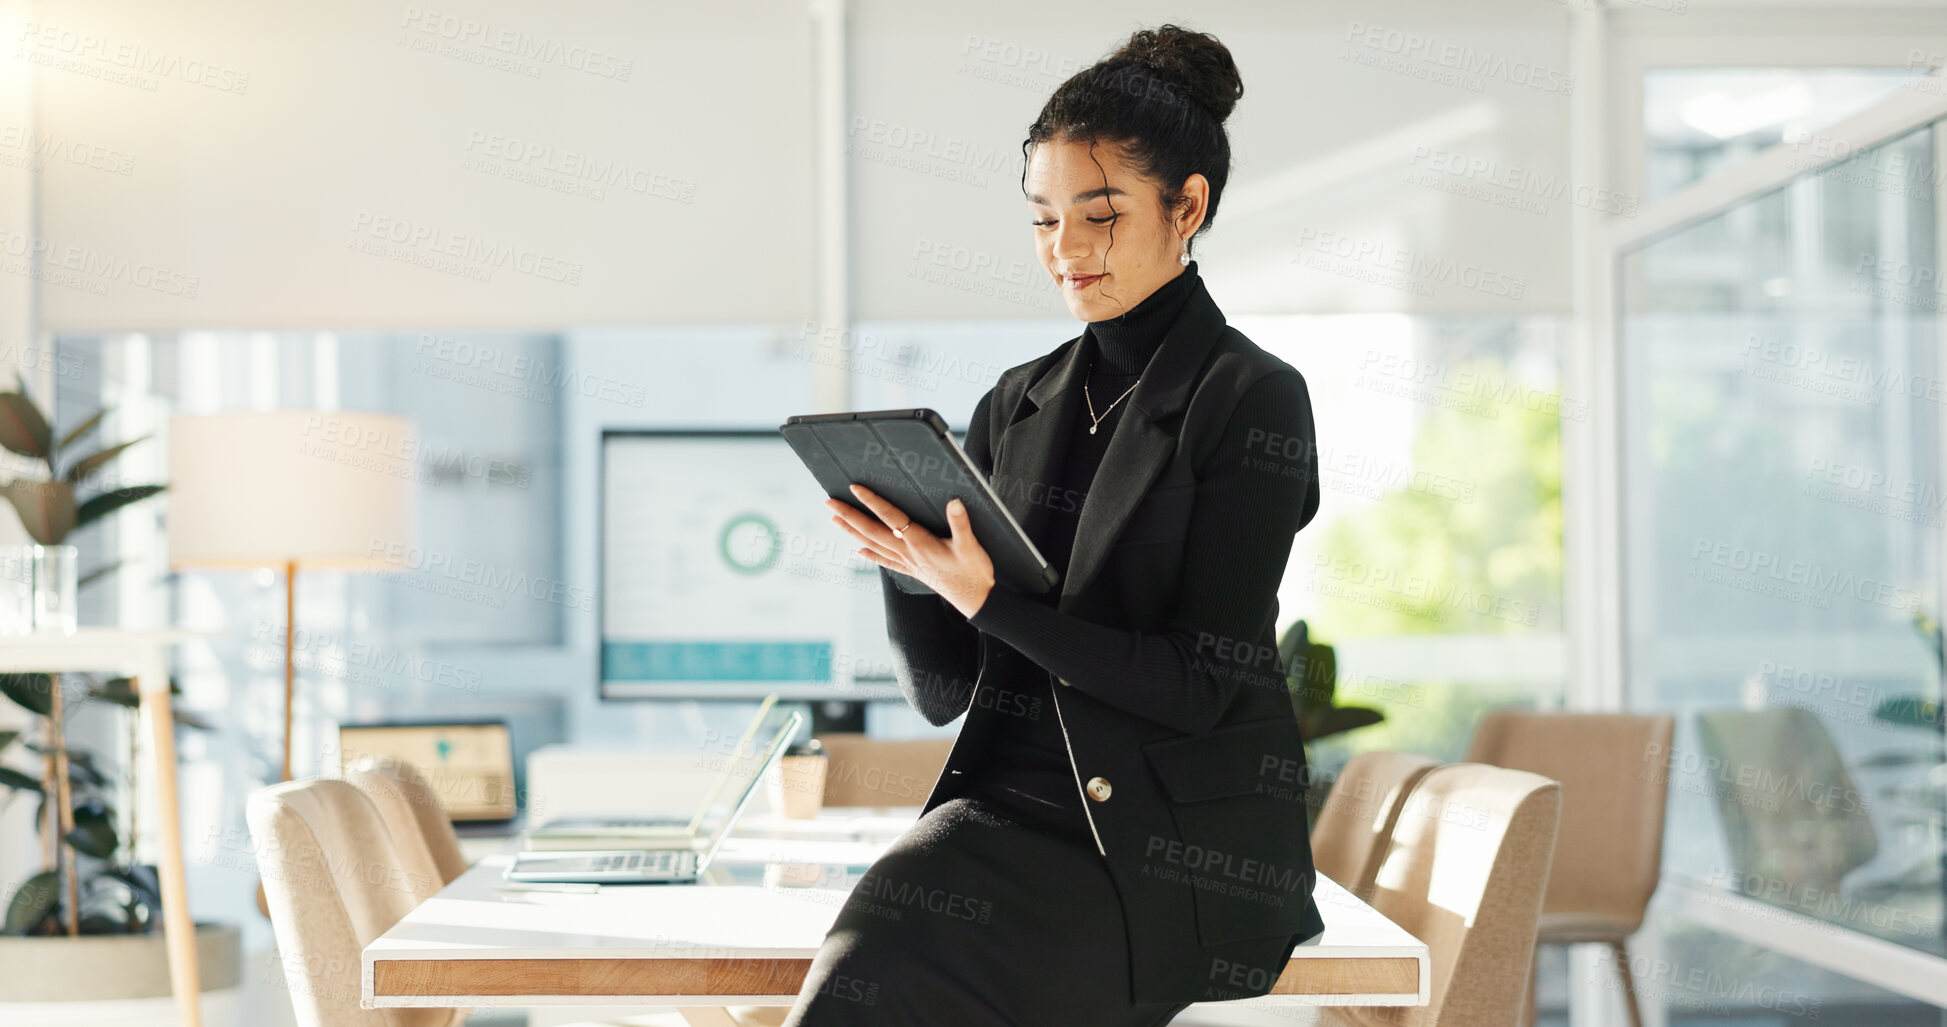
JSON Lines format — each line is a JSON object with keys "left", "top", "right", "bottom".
{"left": 1083, "top": 363, "right": 1140, "bottom": 435}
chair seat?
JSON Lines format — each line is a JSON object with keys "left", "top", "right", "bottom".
{"left": 1536, "top": 911, "right": 1641, "bottom": 943}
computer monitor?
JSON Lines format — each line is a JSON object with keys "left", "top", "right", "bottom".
{"left": 599, "top": 429, "right": 912, "bottom": 701}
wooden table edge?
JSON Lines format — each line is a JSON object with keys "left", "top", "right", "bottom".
{"left": 367, "top": 953, "right": 1423, "bottom": 1005}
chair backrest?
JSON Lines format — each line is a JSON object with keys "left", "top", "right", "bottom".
{"left": 815, "top": 733, "right": 954, "bottom": 807}
{"left": 1344, "top": 763, "right": 1562, "bottom": 1027}
{"left": 1694, "top": 707, "right": 1878, "bottom": 895}
{"left": 1309, "top": 750, "right": 1440, "bottom": 903}
{"left": 247, "top": 778, "right": 461, "bottom": 1027}
{"left": 1465, "top": 707, "right": 1674, "bottom": 929}
{"left": 343, "top": 755, "right": 470, "bottom": 896}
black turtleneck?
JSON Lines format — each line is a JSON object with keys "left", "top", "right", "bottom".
{"left": 1041, "top": 262, "right": 1199, "bottom": 581}
{"left": 1089, "top": 261, "right": 1201, "bottom": 372}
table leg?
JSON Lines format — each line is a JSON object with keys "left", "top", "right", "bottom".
{"left": 139, "top": 653, "right": 202, "bottom": 1027}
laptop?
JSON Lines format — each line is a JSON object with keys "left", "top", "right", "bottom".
{"left": 335, "top": 719, "right": 517, "bottom": 823}
{"left": 504, "top": 706, "right": 803, "bottom": 884}
{"left": 522, "top": 695, "right": 782, "bottom": 850}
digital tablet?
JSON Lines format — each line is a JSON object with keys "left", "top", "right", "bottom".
{"left": 779, "top": 408, "right": 1060, "bottom": 595}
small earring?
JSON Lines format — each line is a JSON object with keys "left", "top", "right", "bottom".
{"left": 1179, "top": 247, "right": 1190, "bottom": 267}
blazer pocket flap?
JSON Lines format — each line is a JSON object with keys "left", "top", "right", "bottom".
{"left": 1141, "top": 716, "right": 1307, "bottom": 802}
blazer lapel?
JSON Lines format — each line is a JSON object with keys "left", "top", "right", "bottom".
{"left": 988, "top": 335, "right": 1085, "bottom": 555}
{"left": 990, "top": 274, "right": 1229, "bottom": 612}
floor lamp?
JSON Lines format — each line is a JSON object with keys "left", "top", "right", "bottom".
{"left": 166, "top": 410, "right": 416, "bottom": 782}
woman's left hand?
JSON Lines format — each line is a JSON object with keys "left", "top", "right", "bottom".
{"left": 827, "top": 484, "right": 994, "bottom": 619}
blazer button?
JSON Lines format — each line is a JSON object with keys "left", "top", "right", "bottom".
{"left": 1086, "top": 776, "right": 1112, "bottom": 802}
{"left": 1058, "top": 677, "right": 1072, "bottom": 687}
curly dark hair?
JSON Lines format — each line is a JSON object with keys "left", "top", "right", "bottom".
{"left": 1020, "top": 24, "right": 1243, "bottom": 301}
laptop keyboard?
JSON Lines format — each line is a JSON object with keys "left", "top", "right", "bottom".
{"left": 593, "top": 850, "right": 696, "bottom": 876}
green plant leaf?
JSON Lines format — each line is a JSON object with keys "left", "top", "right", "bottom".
{"left": 0, "top": 766, "right": 43, "bottom": 793}
{"left": 0, "top": 672, "right": 55, "bottom": 716}
{"left": 1302, "top": 705, "right": 1385, "bottom": 741}
{"left": 0, "top": 391, "right": 52, "bottom": 461}
{"left": 2, "top": 479, "right": 77, "bottom": 545}
{"left": 1296, "top": 641, "right": 1338, "bottom": 708}
{"left": 1277, "top": 619, "right": 1307, "bottom": 673}
{"left": 62, "top": 751, "right": 108, "bottom": 790}
{"left": 66, "top": 799, "right": 117, "bottom": 859}
{"left": 1857, "top": 749, "right": 1945, "bottom": 769}
{"left": 4, "top": 870, "right": 60, "bottom": 935}
{"left": 64, "top": 435, "right": 151, "bottom": 483}
{"left": 1871, "top": 695, "right": 1945, "bottom": 730}
{"left": 88, "top": 676, "right": 186, "bottom": 709}
{"left": 75, "top": 484, "right": 166, "bottom": 530}
{"left": 77, "top": 911, "right": 125, "bottom": 935}
{"left": 87, "top": 677, "right": 140, "bottom": 708}
{"left": 14, "top": 755, "right": 104, "bottom": 794}
{"left": 22, "top": 744, "right": 115, "bottom": 791}
{"left": 96, "top": 866, "right": 161, "bottom": 915}
{"left": 54, "top": 409, "right": 106, "bottom": 456}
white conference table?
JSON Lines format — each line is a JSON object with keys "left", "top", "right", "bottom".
{"left": 363, "top": 810, "right": 1429, "bottom": 1020}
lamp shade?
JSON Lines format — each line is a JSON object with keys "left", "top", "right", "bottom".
{"left": 167, "top": 411, "right": 417, "bottom": 569}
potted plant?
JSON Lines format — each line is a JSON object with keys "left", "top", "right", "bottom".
{"left": 0, "top": 376, "right": 168, "bottom": 578}
{"left": 1280, "top": 619, "right": 1386, "bottom": 832}
{"left": 1281, "top": 618, "right": 1385, "bottom": 744}
{"left": 0, "top": 381, "right": 239, "bottom": 1013}
{"left": 1843, "top": 606, "right": 1946, "bottom": 943}
{"left": 0, "top": 671, "right": 241, "bottom": 1009}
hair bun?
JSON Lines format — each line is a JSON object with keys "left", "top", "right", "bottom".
{"left": 1111, "top": 24, "right": 1243, "bottom": 122}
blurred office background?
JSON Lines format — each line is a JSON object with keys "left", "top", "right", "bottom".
{"left": 2, "top": 0, "right": 1946, "bottom": 1024}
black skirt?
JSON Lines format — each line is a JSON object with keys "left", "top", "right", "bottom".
{"left": 781, "top": 769, "right": 1192, "bottom": 1026}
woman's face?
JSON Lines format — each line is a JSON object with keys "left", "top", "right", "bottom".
{"left": 1025, "top": 136, "right": 1207, "bottom": 322}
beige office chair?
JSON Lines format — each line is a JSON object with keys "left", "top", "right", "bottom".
{"left": 249, "top": 779, "right": 784, "bottom": 1027}
{"left": 251, "top": 778, "right": 475, "bottom": 1027}
{"left": 813, "top": 733, "right": 954, "bottom": 807}
{"left": 343, "top": 755, "right": 470, "bottom": 901}
{"left": 1466, "top": 708, "right": 1675, "bottom": 1027}
{"left": 1308, "top": 750, "right": 1441, "bottom": 903}
{"left": 1319, "top": 763, "right": 1563, "bottom": 1027}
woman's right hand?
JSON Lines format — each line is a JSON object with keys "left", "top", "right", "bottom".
{"left": 827, "top": 485, "right": 996, "bottom": 619}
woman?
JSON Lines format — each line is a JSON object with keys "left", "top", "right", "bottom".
{"left": 785, "top": 23, "right": 1324, "bottom": 1027}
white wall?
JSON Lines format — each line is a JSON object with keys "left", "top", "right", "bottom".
{"left": 850, "top": 0, "right": 1575, "bottom": 318}
{"left": 25, "top": 0, "right": 1580, "bottom": 335}
{"left": 27, "top": 0, "right": 815, "bottom": 331}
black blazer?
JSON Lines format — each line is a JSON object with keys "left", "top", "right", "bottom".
{"left": 895, "top": 274, "right": 1326, "bottom": 1004}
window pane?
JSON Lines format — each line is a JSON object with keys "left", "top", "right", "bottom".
{"left": 1646, "top": 68, "right": 1923, "bottom": 200}
{"left": 1637, "top": 905, "right": 1942, "bottom": 1023}
{"left": 1621, "top": 125, "right": 1946, "bottom": 959}
{"left": 1255, "top": 314, "right": 1568, "bottom": 770}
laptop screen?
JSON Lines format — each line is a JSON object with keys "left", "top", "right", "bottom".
{"left": 335, "top": 721, "right": 517, "bottom": 821}
{"left": 696, "top": 707, "right": 804, "bottom": 854}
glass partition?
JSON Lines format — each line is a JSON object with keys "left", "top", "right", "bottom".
{"left": 1620, "top": 120, "right": 1947, "bottom": 976}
